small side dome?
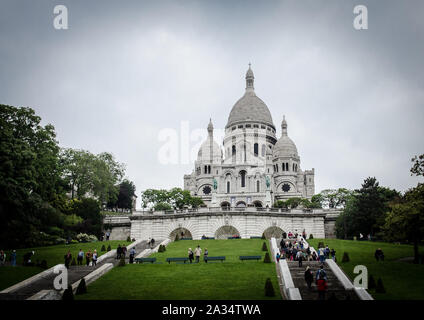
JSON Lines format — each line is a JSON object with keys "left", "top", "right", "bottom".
{"left": 273, "top": 116, "right": 298, "bottom": 158}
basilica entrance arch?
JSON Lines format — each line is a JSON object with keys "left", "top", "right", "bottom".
{"left": 169, "top": 227, "right": 192, "bottom": 240}
{"left": 262, "top": 226, "right": 284, "bottom": 239}
{"left": 253, "top": 200, "right": 263, "bottom": 208}
{"left": 215, "top": 225, "right": 240, "bottom": 239}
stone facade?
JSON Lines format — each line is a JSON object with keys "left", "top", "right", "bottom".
{"left": 184, "top": 65, "right": 315, "bottom": 208}
{"left": 104, "top": 208, "right": 341, "bottom": 241}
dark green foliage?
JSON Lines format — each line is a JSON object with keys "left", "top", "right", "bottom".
{"left": 118, "top": 257, "right": 126, "bottom": 266}
{"left": 71, "top": 257, "right": 76, "bottom": 266}
{"left": 309, "top": 234, "right": 314, "bottom": 239}
{"left": 342, "top": 252, "right": 350, "bottom": 263}
{"left": 264, "top": 278, "right": 275, "bottom": 297}
{"left": 70, "top": 198, "right": 103, "bottom": 238}
{"left": 76, "top": 278, "right": 87, "bottom": 295}
{"left": 126, "top": 236, "right": 131, "bottom": 242}
{"left": 142, "top": 188, "right": 204, "bottom": 210}
{"left": 62, "top": 285, "right": 74, "bottom": 300}
{"left": 262, "top": 242, "right": 268, "bottom": 251}
{"left": 106, "top": 179, "right": 136, "bottom": 211}
{"left": 101, "top": 245, "right": 106, "bottom": 252}
{"left": 175, "top": 234, "right": 180, "bottom": 241}
{"left": 263, "top": 252, "right": 271, "bottom": 263}
{"left": 261, "top": 234, "right": 266, "bottom": 240}
{"left": 39, "top": 260, "right": 48, "bottom": 269}
{"left": 368, "top": 275, "right": 376, "bottom": 290}
{"left": 336, "top": 177, "right": 400, "bottom": 239}
{"left": 107, "top": 245, "right": 111, "bottom": 251}
{"left": 376, "top": 278, "right": 386, "bottom": 293}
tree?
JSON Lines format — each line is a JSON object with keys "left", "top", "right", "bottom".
{"left": 60, "top": 149, "right": 125, "bottom": 204}
{"left": 410, "top": 154, "right": 424, "bottom": 177}
{"left": 142, "top": 188, "right": 204, "bottom": 210}
{"left": 69, "top": 198, "right": 103, "bottom": 238}
{"left": 383, "top": 183, "right": 424, "bottom": 264}
{"left": 0, "top": 105, "right": 66, "bottom": 248}
{"left": 335, "top": 177, "right": 399, "bottom": 239}
{"left": 319, "top": 188, "right": 354, "bottom": 209}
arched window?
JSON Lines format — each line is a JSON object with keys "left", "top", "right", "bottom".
{"left": 254, "top": 143, "right": 258, "bottom": 157}
{"left": 286, "top": 163, "right": 289, "bottom": 171}
{"left": 293, "top": 163, "right": 295, "bottom": 171}
{"left": 227, "top": 181, "right": 230, "bottom": 193}
{"left": 240, "top": 170, "right": 246, "bottom": 188}
{"left": 282, "top": 163, "right": 285, "bottom": 172}
{"left": 257, "top": 180, "right": 260, "bottom": 192}
{"left": 204, "top": 165, "right": 207, "bottom": 174}
{"left": 208, "top": 165, "right": 211, "bottom": 174}
{"left": 261, "top": 144, "right": 266, "bottom": 156}
{"left": 232, "top": 145, "right": 236, "bottom": 156}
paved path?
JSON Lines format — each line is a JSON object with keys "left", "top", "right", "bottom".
{"left": 0, "top": 240, "right": 155, "bottom": 300}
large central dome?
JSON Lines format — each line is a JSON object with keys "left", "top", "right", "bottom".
{"left": 226, "top": 65, "right": 274, "bottom": 129}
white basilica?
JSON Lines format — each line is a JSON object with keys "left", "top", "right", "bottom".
{"left": 184, "top": 65, "right": 315, "bottom": 208}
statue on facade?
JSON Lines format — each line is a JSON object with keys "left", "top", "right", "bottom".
{"left": 265, "top": 175, "right": 270, "bottom": 189}
{"left": 213, "top": 178, "right": 218, "bottom": 190}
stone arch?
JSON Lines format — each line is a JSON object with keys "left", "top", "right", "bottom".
{"left": 215, "top": 225, "right": 240, "bottom": 239}
{"left": 253, "top": 200, "right": 263, "bottom": 207}
{"left": 262, "top": 226, "right": 285, "bottom": 239}
{"left": 169, "top": 227, "right": 193, "bottom": 240}
{"left": 236, "top": 201, "right": 246, "bottom": 208}
{"left": 220, "top": 201, "right": 231, "bottom": 209}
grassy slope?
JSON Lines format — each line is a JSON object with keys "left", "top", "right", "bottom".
{"left": 308, "top": 239, "right": 424, "bottom": 300}
{"left": 0, "top": 241, "right": 130, "bottom": 291}
{"left": 77, "top": 239, "right": 281, "bottom": 300}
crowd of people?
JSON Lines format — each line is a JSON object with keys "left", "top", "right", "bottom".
{"left": 276, "top": 234, "right": 338, "bottom": 300}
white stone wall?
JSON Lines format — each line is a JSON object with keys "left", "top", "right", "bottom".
{"left": 129, "top": 211, "right": 327, "bottom": 241}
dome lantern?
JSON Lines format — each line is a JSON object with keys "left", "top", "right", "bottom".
{"left": 246, "top": 62, "right": 254, "bottom": 91}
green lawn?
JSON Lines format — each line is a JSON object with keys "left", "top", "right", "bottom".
{"left": 77, "top": 239, "right": 281, "bottom": 300}
{"left": 0, "top": 240, "right": 130, "bottom": 291}
{"left": 308, "top": 239, "right": 424, "bottom": 300}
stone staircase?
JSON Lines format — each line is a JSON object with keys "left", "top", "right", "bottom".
{"left": 277, "top": 238, "right": 358, "bottom": 300}
{"left": 286, "top": 261, "right": 357, "bottom": 300}
{"left": 0, "top": 239, "right": 153, "bottom": 300}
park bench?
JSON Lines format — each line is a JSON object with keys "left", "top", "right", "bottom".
{"left": 166, "top": 257, "right": 189, "bottom": 264}
{"left": 204, "top": 256, "right": 225, "bottom": 263}
{"left": 250, "top": 236, "right": 262, "bottom": 239}
{"left": 239, "top": 255, "right": 262, "bottom": 261}
{"left": 227, "top": 236, "right": 241, "bottom": 239}
{"left": 135, "top": 257, "right": 156, "bottom": 264}
{"left": 181, "top": 237, "right": 193, "bottom": 240}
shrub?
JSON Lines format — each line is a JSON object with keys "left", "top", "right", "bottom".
{"left": 376, "top": 278, "right": 386, "bottom": 293}
{"left": 158, "top": 245, "right": 166, "bottom": 252}
{"left": 62, "top": 285, "right": 74, "bottom": 300}
{"left": 101, "top": 245, "right": 106, "bottom": 252}
{"left": 261, "top": 234, "right": 266, "bottom": 240}
{"left": 318, "top": 241, "right": 324, "bottom": 249}
{"left": 262, "top": 242, "right": 268, "bottom": 251}
{"left": 309, "top": 234, "right": 314, "bottom": 239}
{"left": 264, "top": 278, "right": 275, "bottom": 297}
{"left": 70, "top": 239, "right": 79, "bottom": 244}
{"left": 39, "top": 260, "right": 48, "bottom": 269}
{"left": 75, "top": 278, "right": 87, "bottom": 295}
{"left": 342, "top": 252, "right": 350, "bottom": 263}
{"left": 264, "top": 252, "right": 271, "bottom": 263}
{"left": 368, "top": 275, "right": 376, "bottom": 290}
{"left": 76, "top": 233, "right": 90, "bottom": 243}
{"left": 71, "top": 258, "right": 76, "bottom": 266}
{"left": 107, "top": 245, "right": 111, "bottom": 251}
{"left": 55, "top": 237, "right": 66, "bottom": 245}
{"left": 88, "top": 235, "right": 98, "bottom": 242}
{"left": 118, "top": 257, "right": 126, "bottom": 266}
{"left": 126, "top": 236, "right": 131, "bottom": 242}
{"left": 175, "top": 234, "right": 180, "bottom": 241}
{"left": 132, "top": 238, "right": 136, "bottom": 242}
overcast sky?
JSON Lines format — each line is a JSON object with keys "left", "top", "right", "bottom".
{"left": 1, "top": 0, "right": 423, "bottom": 207}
